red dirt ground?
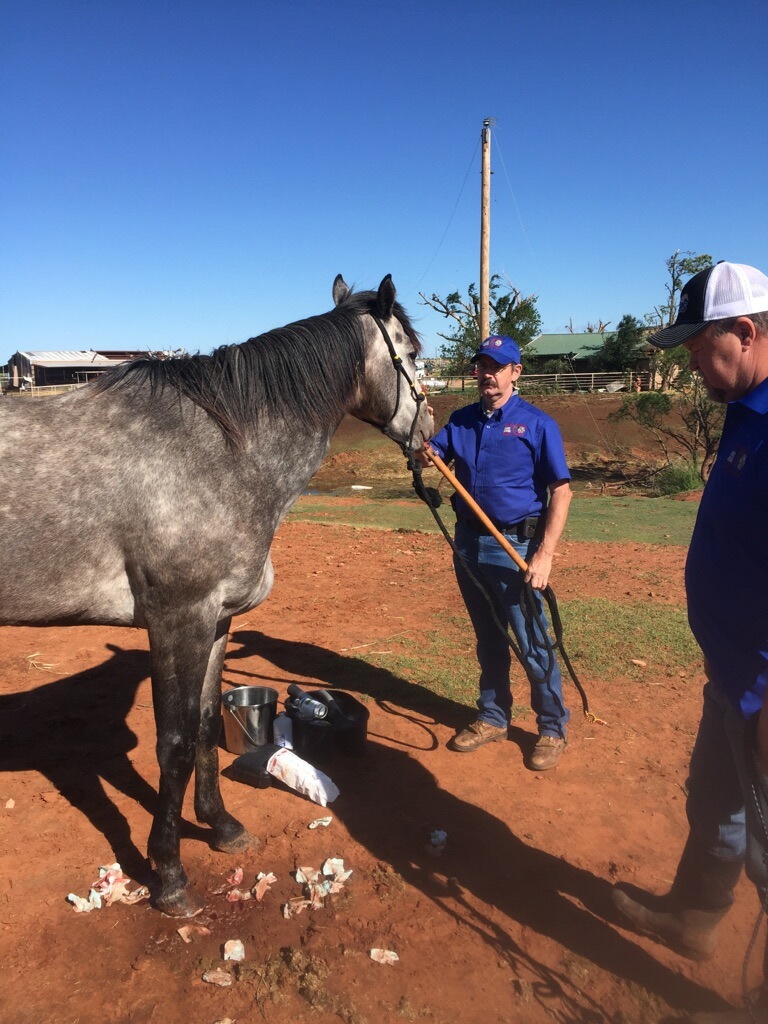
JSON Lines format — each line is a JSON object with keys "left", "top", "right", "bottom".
{"left": 1, "top": 519, "right": 764, "bottom": 1024}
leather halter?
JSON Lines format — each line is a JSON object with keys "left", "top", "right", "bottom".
{"left": 369, "top": 311, "right": 427, "bottom": 453}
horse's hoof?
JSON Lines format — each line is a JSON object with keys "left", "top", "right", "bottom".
{"left": 214, "top": 825, "right": 260, "bottom": 855}
{"left": 156, "top": 886, "right": 206, "bottom": 918}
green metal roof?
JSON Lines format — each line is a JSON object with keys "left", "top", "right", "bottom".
{"left": 526, "top": 333, "right": 609, "bottom": 361}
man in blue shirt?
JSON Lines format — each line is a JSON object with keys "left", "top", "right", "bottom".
{"left": 422, "top": 334, "right": 573, "bottom": 771}
{"left": 612, "top": 262, "right": 768, "bottom": 1022}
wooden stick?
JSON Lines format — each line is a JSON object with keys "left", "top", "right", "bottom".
{"left": 424, "top": 446, "right": 529, "bottom": 572}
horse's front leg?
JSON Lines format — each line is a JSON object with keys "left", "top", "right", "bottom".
{"left": 146, "top": 608, "right": 217, "bottom": 918}
{"left": 193, "top": 617, "right": 257, "bottom": 853}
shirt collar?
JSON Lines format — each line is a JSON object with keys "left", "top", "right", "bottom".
{"left": 477, "top": 391, "right": 520, "bottom": 421}
{"left": 736, "top": 375, "right": 768, "bottom": 414}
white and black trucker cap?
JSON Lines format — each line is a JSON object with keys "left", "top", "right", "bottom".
{"left": 650, "top": 262, "right": 768, "bottom": 348}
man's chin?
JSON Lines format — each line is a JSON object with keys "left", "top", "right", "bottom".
{"left": 703, "top": 382, "right": 727, "bottom": 403}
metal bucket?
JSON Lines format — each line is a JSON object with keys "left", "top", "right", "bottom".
{"left": 221, "top": 686, "right": 278, "bottom": 755}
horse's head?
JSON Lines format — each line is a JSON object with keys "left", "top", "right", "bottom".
{"left": 333, "top": 274, "right": 434, "bottom": 451}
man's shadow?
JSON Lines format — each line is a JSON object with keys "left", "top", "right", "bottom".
{"left": 0, "top": 643, "right": 208, "bottom": 883}
{"left": 225, "top": 628, "right": 533, "bottom": 754}
{"left": 226, "top": 630, "right": 729, "bottom": 1021}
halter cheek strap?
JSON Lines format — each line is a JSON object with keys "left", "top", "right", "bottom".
{"left": 369, "top": 311, "right": 427, "bottom": 454}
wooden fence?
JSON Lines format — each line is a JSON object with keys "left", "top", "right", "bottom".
{"left": 1, "top": 382, "right": 84, "bottom": 397}
{"left": 436, "top": 370, "right": 650, "bottom": 394}
{"left": 1, "top": 371, "right": 650, "bottom": 398}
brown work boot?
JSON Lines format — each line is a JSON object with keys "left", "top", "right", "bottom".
{"left": 525, "top": 734, "right": 567, "bottom": 771}
{"left": 611, "top": 885, "right": 726, "bottom": 961}
{"left": 448, "top": 720, "right": 507, "bottom": 752}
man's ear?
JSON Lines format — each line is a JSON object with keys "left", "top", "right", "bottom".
{"left": 735, "top": 316, "right": 758, "bottom": 349}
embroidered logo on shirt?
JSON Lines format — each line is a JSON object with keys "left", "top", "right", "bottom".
{"left": 725, "top": 446, "right": 748, "bottom": 475}
{"left": 503, "top": 424, "right": 526, "bottom": 436}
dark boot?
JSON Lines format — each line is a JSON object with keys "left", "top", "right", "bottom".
{"left": 612, "top": 835, "right": 743, "bottom": 961}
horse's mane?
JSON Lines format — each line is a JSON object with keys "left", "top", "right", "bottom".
{"left": 92, "top": 287, "right": 422, "bottom": 449}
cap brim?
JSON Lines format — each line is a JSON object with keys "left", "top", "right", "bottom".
{"left": 470, "top": 354, "right": 511, "bottom": 364}
{"left": 649, "top": 321, "right": 709, "bottom": 348}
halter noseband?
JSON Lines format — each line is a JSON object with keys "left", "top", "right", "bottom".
{"left": 369, "top": 311, "right": 427, "bottom": 455}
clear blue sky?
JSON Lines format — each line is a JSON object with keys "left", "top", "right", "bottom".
{"left": 2, "top": 0, "right": 767, "bottom": 363}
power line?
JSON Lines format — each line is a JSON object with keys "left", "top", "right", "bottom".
{"left": 492, "top": 125, "right": 541, "bottom": 284}
{"left": 414, "top": 136, "right": 481, "bottom": 290}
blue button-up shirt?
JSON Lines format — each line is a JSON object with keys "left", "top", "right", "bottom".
{"left": 429, "top": 393, "right": 571, "bottom": 526}
{"left": 686, "top": 376, "right": 768, "bottom": 717}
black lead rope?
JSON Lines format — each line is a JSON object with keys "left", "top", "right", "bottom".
{"left": 410, "top": 459, "right": 598, "bottom": 723}
{"left": 743, "top": 743, "right": 768, "bottom": 1022}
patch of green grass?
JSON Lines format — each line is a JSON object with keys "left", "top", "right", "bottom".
{"left": 652, "top": 462, "right": 705, "bottom": 496}
{"left": 558, "top": 598, "right": 700, "bottom": 677}
{"left": 351, "top": 600, "right": 700, "bottom": 713}
{"left": 288, "top": 493, "right": 698, "bottom": 546}
{"left": 564, "top": 496, "right": 698, "bottom": 546}
{"left": 363, "top": 619, "right": 477, "bottom": 706}
{"left": 287, "top": 496, "right": 431, "bottom": 532}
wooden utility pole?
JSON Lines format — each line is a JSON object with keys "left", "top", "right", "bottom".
{"left": 480, "top": 118, "right": 492, "bottom": 342}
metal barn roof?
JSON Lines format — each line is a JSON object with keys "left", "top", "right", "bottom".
{"left": 526, "top": 334, "right": 608, "bottom": 361}
{"left": 13, "top": 350, "right": 141, "bottom": 368}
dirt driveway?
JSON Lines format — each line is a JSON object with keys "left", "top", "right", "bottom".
{"left": 0, "top": 521, "right": 762, "bottom": 1024}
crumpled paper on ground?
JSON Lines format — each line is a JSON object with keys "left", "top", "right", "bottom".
{"left": 223, "top": 939, "right": 245, "bottom": 961}
{"left": 177, "top": 924, "right": 211, "bottom": 943}
{"left": 202, "top": 968, "right": 232, "bottom": 987}
{"left": 427, "top": 828, "right": 448, "bottom": 856}
{"left": 282, "top": 858, "right": 352, "bottom": 918}
{"left": 67, "top": 863, "right": 150, "bottom": 912}
{"left": 370, "top": 948, "right": 399, "bottom": 965}
{"left": 252, "top": 871, "right": 277, "bottom": 901}
{"left": 217, "top": 867, "right": 277, "bottom": 903}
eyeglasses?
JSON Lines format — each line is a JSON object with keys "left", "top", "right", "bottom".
{"left": 475, "top": 360, "right": 511, "bottom": 375}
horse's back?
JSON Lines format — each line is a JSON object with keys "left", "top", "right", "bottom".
{"left": 0, "top": 389, "right": 277, "bottom": 627}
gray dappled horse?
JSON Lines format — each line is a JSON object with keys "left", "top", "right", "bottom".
{"left": 1, "top": 274, "right": 433, "bottom": 916}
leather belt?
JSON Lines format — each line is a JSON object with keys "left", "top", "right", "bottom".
{"left": 458, "top": 516, "right": 541, "bottom": 541}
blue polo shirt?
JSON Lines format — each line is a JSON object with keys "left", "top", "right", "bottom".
{"left": 429, "top": 393, "right": 570, "bottom": 526}
{"left": 686, "top": 376, "right": 768, "bottom": 718}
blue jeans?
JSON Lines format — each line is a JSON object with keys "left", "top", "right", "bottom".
{"left": 687, "top": 680, "right": 768, "bottom": 899}
{"left": 453, "top": 520, "right": 570, "bottom": 738}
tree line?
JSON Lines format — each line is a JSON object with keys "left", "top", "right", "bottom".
{"left": 420, "top": 250, "right": 712, "bottom": 378}
{"left": 420, "top": 251, "right": 723, "bottom": 484}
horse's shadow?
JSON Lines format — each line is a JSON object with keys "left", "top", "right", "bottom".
{"left": 0, "top": 643, "right": 208, "bottom": 883}
{"left": 225, "top": 627, "right": 492, "bottom": 733}
{"left": 226, "top": 629, "right": 727, "bottom": 1022}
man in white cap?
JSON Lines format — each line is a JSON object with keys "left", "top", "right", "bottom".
{"left": 612, "top": 262, "right": 768, "bottom": 1022}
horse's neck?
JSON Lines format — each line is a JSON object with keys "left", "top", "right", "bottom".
{"left": 243, "top": 419, "right": 338, "bottom": 489}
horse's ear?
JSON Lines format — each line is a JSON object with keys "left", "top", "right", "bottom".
{"left": 333, "top": 274, "right": 350, "bottom": 307}
{"left": 377, "top": 274, "right": 396, "bottom": 319}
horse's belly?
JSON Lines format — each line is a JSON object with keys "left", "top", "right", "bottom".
{"left": 0, "top": 566, "right": 138, "bottom": 627}
{"left": 220, "top": 555, "right": 275, "bottom": 617}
